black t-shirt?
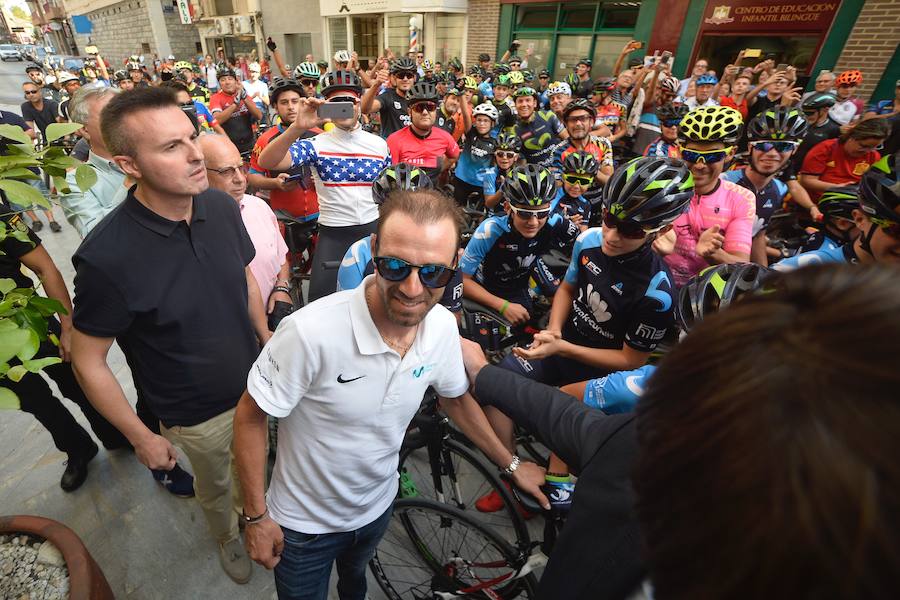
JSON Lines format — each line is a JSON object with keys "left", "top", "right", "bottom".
{"left": 377, "top": 88, "right": 410, "bottom": 138}
{"left": 435, "top": 106, "right": 456, "bottom": 136}
{"left": 794, "top": 117, "right": 841, "bottom": 170}
{"left": 21, "top": 100, "right": 59, "bottom": 141}
{"left": 72, "top": 187, "right": 259, "bottom": 427}
{"left": 574, "top": 77, "right": 594, "bottom": 100}
{"left": 0, "top": 206, "right": 40, "bottom": 289}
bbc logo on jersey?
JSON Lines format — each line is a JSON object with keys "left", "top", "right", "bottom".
{"left": 635, "top": 323, "right": 666, "bottom": 340}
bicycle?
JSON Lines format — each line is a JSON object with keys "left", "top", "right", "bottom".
{"left": 274, "top": 209, "right": 318, "bottom": 309}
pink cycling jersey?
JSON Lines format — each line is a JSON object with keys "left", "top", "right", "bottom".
{"left": 665, "top": 178, "right": 756, "bottom": 287}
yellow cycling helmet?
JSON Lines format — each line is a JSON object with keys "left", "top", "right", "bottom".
{"left": 463, "top": 76, "right": 478, "bottom": 90}
{"left": 677, "top": 105, "right": 744, "bottom": 145}
{"left": 508, "top": 70, "right": 525, "bottom": 85}
{"left": 174, "top": 61, "right": 193, "bottom": 72}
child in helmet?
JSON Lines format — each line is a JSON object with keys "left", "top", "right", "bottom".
{"left": 644, "top": 102, "right": 688, "bottom": 158}
{"left": 453, "top": 96, "right": 499, "bottom": 206}
{"left": 484, "top": 131, "right": 522, "bottom": 214}
{"left": 553, "top": 151, "right": 598, "bottom": 233}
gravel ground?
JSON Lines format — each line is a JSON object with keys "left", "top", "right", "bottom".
{"left": 0, "top": 534, "right": 70, "bottom": 600}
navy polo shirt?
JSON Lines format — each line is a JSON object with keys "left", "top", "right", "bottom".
{"left": 72, "top": 186, "right": 258, "bottom": 427}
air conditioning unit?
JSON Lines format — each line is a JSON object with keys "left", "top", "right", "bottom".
{"left": 232, "top": 15, "right": 252, "bottom": 35}
{"left": 214, "top": 17, "right": 232, "bottom": 35}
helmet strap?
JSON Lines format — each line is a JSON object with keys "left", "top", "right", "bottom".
{"left": 858, "top": 221, "right": 877, "bottom": 257}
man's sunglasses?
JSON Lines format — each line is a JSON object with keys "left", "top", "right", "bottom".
{"left": 373, "top": 256, "right": 457, "bottom": 288}
{"left": 300, "top": 79, "right": 318, "bottom": 86}
{"left": 802, "top": 109, "right": 818, "bottom": 116}
{"left": 24, "top": 90, "right": 40, "bottom": 95}
{"left": 329, "top": 96, "right": 359, "bottom": 104}
{"left": 509, "top": 205, "right": 552, "bottom": 221}
{"left": 495, "top": 150, "right": 518, "bottom": 159}
{"left": 602, "top": 210, "right": 649, "bottom": 239}
{"left": 562, "top": 174, "right": 594, "bottom": 186}
{"left": 661, "top": 119, "right": 681, "bottom": 127}
{"left": 410, "top": 102, "right": 437, "bottom": 113}
{"left": 749, "top": 140, "right": 799, "bottom": 153}
{"left": 395, "top": 72, "right": 416, "bottom": 80}
{"left": 679, "top": 146, "right": 733, "bottom": 164}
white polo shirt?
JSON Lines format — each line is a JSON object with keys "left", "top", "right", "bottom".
{"left": 247, "top": 276, "right": 469, "bottom": 533}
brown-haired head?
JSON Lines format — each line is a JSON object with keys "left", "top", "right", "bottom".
{"left": 100, "top": 86, "right": 179, "bottom": 157}
{"left": 376, "top": 188, "right": 464, "bottom": 248}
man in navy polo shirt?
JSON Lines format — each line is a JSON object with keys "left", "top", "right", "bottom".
{"left": 70, "top": 87, "right": 270, "bottom": 585}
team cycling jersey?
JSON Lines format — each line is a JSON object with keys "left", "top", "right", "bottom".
{"left": 583, "top": 364, "right": 656, "bottom": 413}
{"left": 187, "top": 82, "right": 211, "bottom": 104}
{"left": 644, "top": 138, "right": 679, "bottom": 158}
{"left": 594, "top": 101, "right": 624, "bottom": 130}
{"left": 505, "top": 110, "right": 565, "bottom": 167}
{"left": 721, "top": 168, "right": 789, "bottom": 236}
{"left": 564, "top": 228, "right": 676, "bottom": 353}
{"left": 665, "top": 179, "right": 756, "bottom": 287}
{"left": 454, "top": 129, "right": 497, "bottom": 188}
{"left": 773, "top": 239, "right": 858, "bottom": 272}
{"left": 489, "top": 99, "right": 516, "bottom": 136}
{"left": 551, "top": 188, "right": 591, "bottom": 227}
{"left": 336, "top": 235, "right": 463, "bottom": 313}
{"left": 793, "top": 230, "right": 843, "bottom": 255}
{"left": 552, "top": 138, "right": 614, "bottom": 178}
{"left": 461, "top": 213, "right": 579, "bottom": 302}
{"left": 386, "top": 126, "right": 460, "bottom": 181}
{"left": 250, "top": 124, "right": 320, "bottom": 221}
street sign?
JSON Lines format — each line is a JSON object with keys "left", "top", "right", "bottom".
{"left": 177, "top": 0, "right": 192, "bottom": 24}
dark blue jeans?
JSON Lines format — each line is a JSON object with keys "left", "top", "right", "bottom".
{"left": 274, "top": 505, "right": 393, "bottom": 600}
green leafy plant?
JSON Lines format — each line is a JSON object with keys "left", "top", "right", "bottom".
{"left": 0, "top": 122, "right": 97, "bottom": 409}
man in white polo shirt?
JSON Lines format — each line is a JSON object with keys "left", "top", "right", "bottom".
{"left": 233, "top": 189, "right": 547, "bottom": 599}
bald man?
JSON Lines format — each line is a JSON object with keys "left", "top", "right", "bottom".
{"left": 199, "top": 134, "right": 293, "bottom": 330}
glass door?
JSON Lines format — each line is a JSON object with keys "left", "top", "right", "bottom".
{"left": 554, "top": 34, "right": 593, "bottom": 76}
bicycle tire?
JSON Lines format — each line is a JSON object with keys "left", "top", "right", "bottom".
{"left": 370, "top": 498, "right": 538, "bottom": 600}
{"left": 398, "top": 439, "right": 531, "bottom": 548}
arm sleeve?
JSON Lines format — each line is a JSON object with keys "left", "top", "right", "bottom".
{"left": 209, "top": 93, "right": 225, "bottom": 114}
{"left": 1, "top": 213, "right": 41, "bottom": 258}
{"left": 336, "top": 238, "right": 371, "bottom": 291}
{"left": 473, "top": 365, "right": 634, "bottom": 472}
{"left": 550, "top": 114, "right": 565, "bottom": 135}
{"left": 246, "top": 318, "right": 316, "bottom": 418}
{"left": 385, "top": 131, "right": 401, "bottom": 164}
{"left": 564, "top": 229, "right": 593, "bottom": 285}
{"left": 248, "top": 135, "right": 267, "bottom": 175}
{"left": 800, "top": 141, "right": 829, "bottom": 175}
{"left": 72, "top": 256, "right": 134, "bottom": 337}
{"left": 459, "top": 219, "right": 498, "bottom": 275}
{"left": 722, "top": 186, "right": 755, "bottom": 256}
{"left": 444, "top": 131, "right": 460, "bottom": 159}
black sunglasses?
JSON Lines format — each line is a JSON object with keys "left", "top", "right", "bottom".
{"left": 374, "top": 256, "right": 457, "bottom": 288}
{"left": 602, "top": 210, "right": 647, "bottom": 239}
{"left": 300, "top": 79, "right": 318, "bottom": 86}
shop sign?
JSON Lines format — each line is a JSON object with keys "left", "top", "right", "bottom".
{"left": 320, "top": 0, "right": 391, "bottom": 16}
{"left": 177, "top": 0, "right": 192, "bottom": 25}
{"left": 701, "top": 0, "right": 840, "bottom": 32}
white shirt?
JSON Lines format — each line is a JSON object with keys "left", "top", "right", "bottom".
{"left": 289, "top": 126, "right": 391, "bottom": 227}
{"left": 205, "top": 64, "right": 218, "bottom": 88}
{"left": 681, "top": 96, "right": 719, "bottom": 111}
{"left": 242, "top": 79, "right": 269, "bottom": 106}
{"left": 247, "top": 276, "right": 469, "bottom": 533}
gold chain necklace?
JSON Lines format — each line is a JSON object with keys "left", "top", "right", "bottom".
{"left": 365, "top": 285, "right": 418, "bottom": 355}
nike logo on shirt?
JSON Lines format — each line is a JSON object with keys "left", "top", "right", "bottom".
{"left": 337, "top": 374, "right": 366, "bottom": 383}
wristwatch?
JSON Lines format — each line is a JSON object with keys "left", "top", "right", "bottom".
{"left": 503, "top": 454, "right": 521, "bottom": 475}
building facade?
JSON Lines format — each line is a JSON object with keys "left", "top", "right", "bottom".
{"left": 194, "top": 0, "right": 265, "bottom": 61}
{"left": 258, "top": 0, "right": 323, "bottom": 69}
{"left": 27, "top": 0, "right": 78, "bottom": 54}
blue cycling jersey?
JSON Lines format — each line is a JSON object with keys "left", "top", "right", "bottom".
{"left": 583, "top": 364, "right": 656, "bottom": 413}
{"left": 551, "top": 187, "right": 591, "bottom": 225}
{"left": 563, "top": 228, "right": 675, "bottom": 352}
{"left": 773, "top": 240, "right": 857, "bottom": 272}
{"left": 793, "top": 230, "right": 843, "bottom": 255}
{"left": 721, "top": 168, "right": 788, "bottom": 236}
{"left": 455, "top": 128, "right": 498, "bottom": 188}
{"left": 336, "top": 235, "right": 464, "bottom": 313}
{"left": 504, "top": 110, "right": 566, "bottom": 167}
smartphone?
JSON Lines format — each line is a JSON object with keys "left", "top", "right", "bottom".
{"left": 283, "top": 173, "right": 305, "bottom": 183}
{"left": 633, "top": 41, "right": 644, "bottom": 49}
{"left": 776, "top": 63, "right": 789, "bottom": 72}
{"left": 661, "top": 50, "right": 672, "bottom": 65}
{"left": 743, "top": 48, "right": 762, "bottom": 58}
{"left": 85, "top": 45, "right": 98, "bottom": 55}
{"left": 317, "top": 101, "right": 355, "bottom": 120}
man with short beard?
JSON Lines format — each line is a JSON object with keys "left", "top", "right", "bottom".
{"left": 210, "top": 68, "right": 262, "bottom": 157}
{"left": 436, "top": 87, "right": 463, "bottom": 140}
{"left": 361, "top": 56, "right": 418, "bottom": 138}
{"left": 387, "top": 81, "right": 460, "bottom": 183}
{"left": 553, "top": 98, "right": 613, "bottom": 190}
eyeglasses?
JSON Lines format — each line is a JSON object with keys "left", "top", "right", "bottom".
{"left": 679, "top": 146, "right": 733, "bottom": 165}
{"left": 838, "top": 83, "right": 857, "bottom": 88}
{"left": 602, "top": 210, "right": 648, "bottom": 239}
{"left": 802, "top": 109, "right": 818, "bottom": 116}
{"left": 23, "top": 90, "right": 39, "bottom": 95}
{"left": 300, "top": 79, "right": 318, "bottom": 86}
{"left": 410, "top": 102, "right": 437, "bottom": 113}
{"left": 206, "top": 164, "right": 247, "bottom": 177}
{"left": 373, "top": 256, "right": 457, "bottom": 288}
{"left": 749, "top": 140, "right": 799, "bottom": 153}
{"left": 495, "top": 150, "right": 518, "bottom": 159}
{"left": 395, "top": 72, "right": 416, "bottom": 80}
{"left": 509, "top": 205, "right": 552, "bottom": 221}
{"left": 566, "top": 115, "right": 593, "bottom": 124}
{"left": 661, "top": 119, "right": 681, "bottom": 127}
{"left": 562, "top": 174, "right": 594, "bottom": 186}
{"left": 539, "top": 75, "right": 549, "bottom": 79}
{"left": 328, "top": 96, "right": 359, "bottom": 104}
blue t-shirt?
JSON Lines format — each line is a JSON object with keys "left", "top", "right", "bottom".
{"left": 583, "top": 364, "right": 656, "bottom": 413}
{"left": 455, "top": 128, "right": 497, "bottom": 188}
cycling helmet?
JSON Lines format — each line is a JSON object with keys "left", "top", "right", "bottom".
{"left": 421, "top": 59, "right": 433, "bottom": 70}
{"left": 593, "top": 77, "right": 616, "bottom": 93}
{"left": 390, "top": 57, "right": 417, "bottom": 73}
{"left": 57, "top": 72, "right": 80, "bottom": 84}
{"left": 493, "top": 74, "right": 512, "bottom": 88}
{"left": 445, "top": 87, "right": 463, "bottom": 96}
{"left": 127, "top": 62, "right": 142, "bottom": 72}
{"left": 539, "top": 69, "right": 551, "bottom": 78}
{"left": 656, "top": 102, "right": 690, "bottom": 123}
{"left": 407, "top": 81, "right": 439, "bottom": 104}
{"left": 372, "top": 163, "right": 433, "bottom": 205}
{"left": 333, "top": 50, "right": 352, "bottom": 63}
{"left": 319, "top": 70, "right": 362, "bottom": 95}
{"left": 448, "top": 57, "right": 463, "bottom": 71}
{"left": 678, "top": 106, "right": 744, "bottom": 145}
{"left": 503, "top": 165, "right": 555, "bottom": 208}
{"left": 858, "top": 153, "right": 900, "bottom": 225}
{"left": 562, "top": 151, "right": 599, "bottom": 176}
{"left": 269, "top": 77, "right": 304, "bottom": 102}
{"left": 472, "top": 102, "right": 499, "bottom": 122}
{"left": 835, "top": 69, "right": 862, "bottom": 86}
{"left": 174, "top": 61, "right": 193, "bottom": 72}
{"left": 508, "top": 71, "right": 525, "bottom": 86}
{"left": 512, "top": 86, "right": 537, "bottom": 99}
{"left": 494, "top": 63, "right": 511, "bottom": 75}
{"left": 522, "top": 70, "right": 535, "bottom": 82}
{"left": 577, "top": 58, "right": 592, "bottom": 68}
{"left": 801, "top": 92, "right": 837, "bottom": 111}
{"left": 462, "top": 76, "right": 478, "bottom": 90}
{"left": 696, "top": 74, "right": 718, "bottom": 86}
{"left": 601, "top": 156, "right": 694, "bottom": 230}
{"left": 468, "top": 65, "right": 482, "bottom": 76}
{"left": 562, "top": 97, "right": 597, "bottom": 121}
{"left": 818, "top": 185, "right": 860, "bottom": 223}
{"left": 478, "top": 53, "right": 491, "bottom": 62}
{"left": 495, "top": 131, "right": 522, "bottom": 153}
{"left": 747, "top": 106, "right": 809, "bottom": 141}
{"left": 547, "top": 81, "right": 572, "bottom": 97}
{"left": 508, "top": 55, "right": 522, "bottom": 65}
{"left": 294, "top": 61, "right": 320, "bottom": 80}
{"left": 316, "top": 60, "right": 328, "bottom": 69}
{"left": 113, "top": 69, "right": 129, "bottom": 82}
{"left": 217, "top": 68, "right": 237, "bottom": 80}
{"left": 676, "top": 263, "right": 773, "bottom": 332}
{"left": 659, "top": 75, "right": 680, "bottom": 94}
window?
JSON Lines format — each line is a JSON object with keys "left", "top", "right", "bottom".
{"left": 515, "top": 36, "right": 552, "bottom": 75}
{"left": 591, "top": 37, "right": 630, "bottom": 76}
{"left": 562, "top": 4, "right": 597, "bottom": 29}
{"left": 329, "top": 17, "right": 348, "bottom": 57}
{"left": 285, "top": 33, "right": 312, "bottom": 66}
{"left": 352, "top": 16, "right": 380, "bottom": 63}
{"left": 601, "top": 3, "right": 640, "bottom": 28}
{"left": 516, "top": 4, "right": 556, "bottom": 29}
{"left": 435, "top": 13, "right": 465, "bottom": 66}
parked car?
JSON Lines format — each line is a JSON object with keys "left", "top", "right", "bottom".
{"left": 46, "top": 54, "right": 84, "bottom": 73}
{"left": 0, "top": 44, "right": 23, "bottom": 61}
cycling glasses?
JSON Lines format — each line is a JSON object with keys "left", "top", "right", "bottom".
{"left": 661, "top": 119, "right": 681, "bottom": 127}
{"left": 562, "top": 174, "right": 594, "bottom": 186}
{"left": 300, "top": 78, "right": 319, "bottom": 86}
{"left": 679, "top": 146, "right": 733, "bottom": 164}
{"left": 373, "top": 256, "right": 457, "bottom": 288}
{"left": 750, "top": 140, "right": 799, "bottom": 153}
{"left": 494, "top": 150, "right": 518, "bottom": 159}
{"left": 602, "top": 210, "right": 649, "bottom": 239}
{"left": 410, "top": 102, "right": 437, "bottom": 113}
{"left": 802, "top": 109, "right": 818, "bottom": 116}
{"left": 395, "top": 72, "right": 416, "bottom": 80}
{"left": 509, "top": 205, "right": 552, "bottom": 221}
{"left": 328, "top": 95, "right": 359, "bottom": 104}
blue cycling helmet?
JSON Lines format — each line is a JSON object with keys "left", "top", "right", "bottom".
{"left": 696, "top": 74, "right": 718, "bottom": 86}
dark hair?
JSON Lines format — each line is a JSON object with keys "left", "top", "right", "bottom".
{"left": 100, "top": 87, "right": 179, "bottom": 157}
{"left": 160, "top": 79, "right": 190, "bottom": 94}
{"left": 635, "top": 264, "right": 900, "bottom": 599}
{"left": 842, "top": 117, "right": 891, "bottom": 143}
{"left": 376, "top": 189, "right": 463, "bottom": 251}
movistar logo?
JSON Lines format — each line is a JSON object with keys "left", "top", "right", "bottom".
{"left": 412, "top": 364, "right": 434, "bottom": 378}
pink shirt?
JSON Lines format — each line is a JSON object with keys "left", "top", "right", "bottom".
{"left": 665, "top": 179, "right": 755, "bottom": 287}
{"left": 240, "top": 194, "right": 288, "bottom": 300}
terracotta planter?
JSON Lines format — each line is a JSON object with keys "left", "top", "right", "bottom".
{"left": 0, "top": 515, "right": 114, "bottom": 600}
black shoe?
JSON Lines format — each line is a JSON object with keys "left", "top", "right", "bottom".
{"left": 60, "top": 442, "right": 99, "bottom": 492}
{"left": 32, "top": 220, "right": 43, "bottom": 232}
{"left": 49, "top": 220, "right": 62, "bottom": 232}
{"left": 151, "top": 463, "right": 195, "bottom": 498}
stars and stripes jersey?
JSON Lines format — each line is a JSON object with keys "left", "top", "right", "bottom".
{"left": 288, "top": 126, "right": 390, "bottom": 227}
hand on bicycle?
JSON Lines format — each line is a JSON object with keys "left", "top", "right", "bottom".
{"left": 503, "top": 302, "right": 530, "bottom": 326}
{"left": 244, "top": 516, "right": 284, "bottom": 569}
{"left": 512, "top": 461, "right": 550, "bottom": 511}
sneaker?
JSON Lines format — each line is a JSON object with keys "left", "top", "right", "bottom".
{"left": 399, "top": 468, "right": 419, "bottom": 498}
{"left": 151, "top": 463, "right": 195, "bottom": 498}
{"left": 49, "top": 220, "right": 62, "bottom": 232}
{"left": 219, "top": 537, "right": 252, "bottom": 584}
{"left": 545, "top": 476, "right": 575, "bottom": 512}
{"left": 32, "top": 220, "right": 43, "bottom": 232}
{"left": 60, "top": 442, "right": 99, "bottom": 492}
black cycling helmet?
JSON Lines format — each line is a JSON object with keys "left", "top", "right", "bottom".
{"left": 562, "top": 151, "right": 599, "bottom": 176}
{"left": 818, "top": 185, "right": 860, "bottom": 223}
{"left": 538, "top": 69, "right": 551, "bottom": 79}
{"left": 269, "top": 77, "right": 305, "bottom": 102}
{"left": 495, "top": 131, "right": 522, "bottom": 153}
{"left": 320, "top": 70, "right": 362, "bottom": 95}
{"left": 217, "top": 68, "right": 237, "bottom": 80}
{"left": 113, "top": 69, "right": 129, "bottom": 82}
{"left": 656, "top": 102, "right": 690, "bottom": 123}
{"left": 676, "top": 263, "right": 773, "bottom": 333}
{"left": 478, "top": 53, "right": 491, "bottom": 62}
{"left": 600, "top": 156, "right": 694, "bottom": 230}
{"left": 372, "top": 163, "right": 433, "bottom": 205}
{"left": 390, "top": 57, "right": 417, "bottom": 74}
{"left": 801, "top": 92, "right": 837, "bottom": 111}
{"left": 494, "top": 63, "right": 511, "bottom": 75}
{"left": 406, "top": 81, "right": 439, "bottom": 104}
{"left": 593, "top": 77, "right": 616, "bottom": 93}
{"left": 468, "top": 65, "right": 482, "bottom": 76}
{"left": 747, "top": 106, "right": 809, "bottom": 141}
{"left": 858, "top": 153, "right": 900, "bottom": 225}
{"left": 562, "top": 97, "right": 597, "bottom": 121}
{"left": 448, "top": 57, "right": 463, "bottom": 71}
{"left": 503, "top": 164, "right": 556, "bottom": 208}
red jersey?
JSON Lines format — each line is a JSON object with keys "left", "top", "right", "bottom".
{"left": 386, "top": 126, "right": 460, "bottom": 180}
{"left": 719, "top": 96, "right": 748, "bottom": 120}
{"left": 800, "top": 138, "right": 881, "bottom": 201}
{"left": 250, "top": 126, "right": 321, "bottom": 220}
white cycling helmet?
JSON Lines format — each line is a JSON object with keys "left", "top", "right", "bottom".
{"left": 334, "top": 50, "right": 352, "bottom": 63}
{"left": 472, "top": 102, "right": 499, "bottom": 122}
{"left": 294, "top": 61, "right": 320, "bottom": 80}
{"left": 659, "top": 75, "right": 679, "bottom": 94}
{"left": 57, "top": 71, "right": 80, "bottom": 84}
{"left": 547, "top": 81, "right": 572, "bottom": 97}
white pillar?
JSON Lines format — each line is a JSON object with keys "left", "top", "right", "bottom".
{"left": 146, "top": 0, "right": 173, "bottom": 58}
